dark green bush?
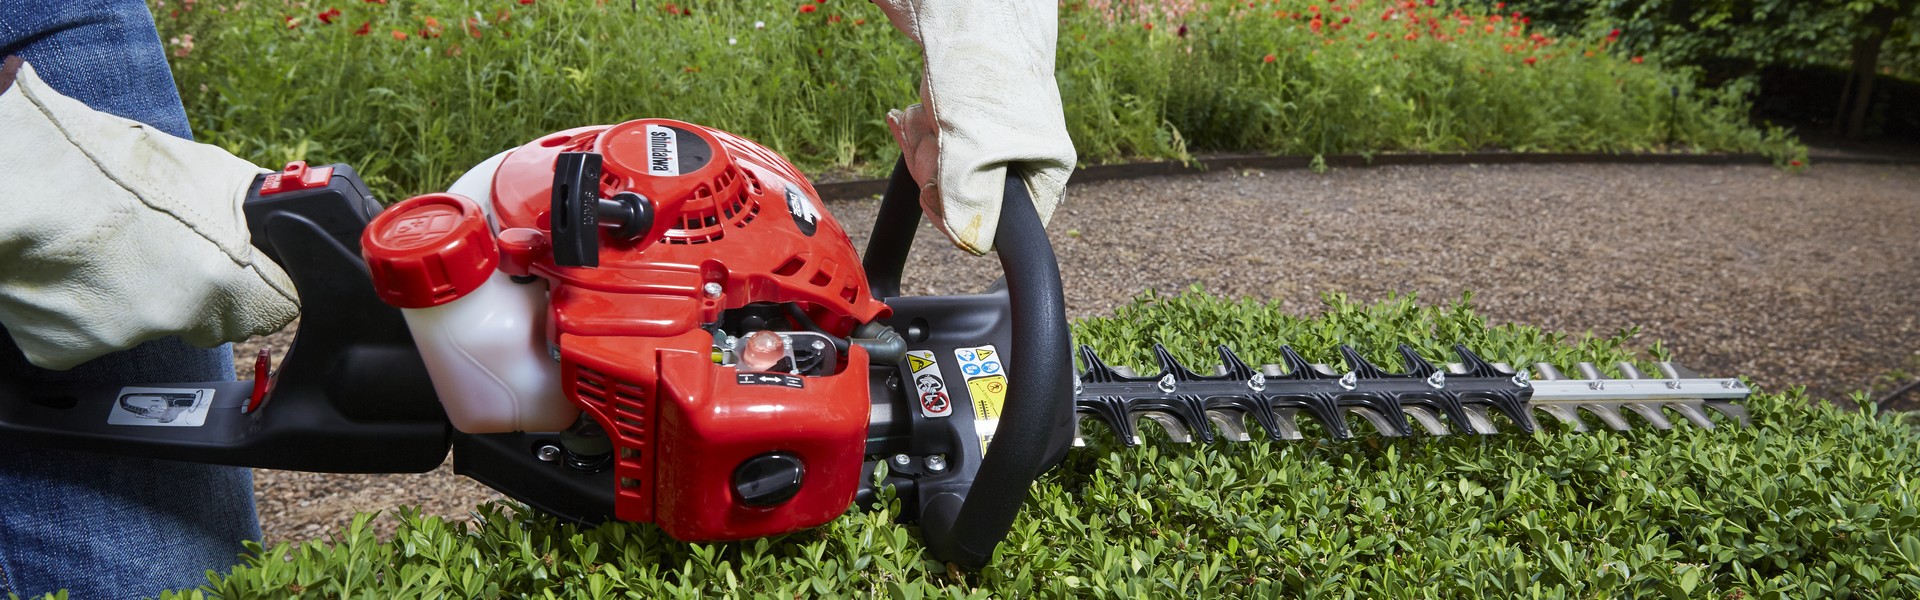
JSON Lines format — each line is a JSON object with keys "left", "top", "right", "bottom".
{"left": 142, "top": 289, "right": 1917, "bottom": 599}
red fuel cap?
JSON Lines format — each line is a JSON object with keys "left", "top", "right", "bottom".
{"left": 362, "top": 193, "right": 499, "bottom": 308}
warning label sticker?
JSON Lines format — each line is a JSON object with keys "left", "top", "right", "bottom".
{"left": 108, "top": 387, "right": 214, "bottom": 427}
{"left": 954, "top": 345, "right": 1007, "bottom": 453}
{"left": 906, "top": 350, "right": 951, "bottom": 418}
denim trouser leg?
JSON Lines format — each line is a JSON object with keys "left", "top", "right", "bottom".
{"left": 0, "top": 1, "right": 262, "bottom": 598}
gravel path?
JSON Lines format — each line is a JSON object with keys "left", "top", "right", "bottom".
{"left": 239, "top": 161, "right": 1920, "bottom": 545}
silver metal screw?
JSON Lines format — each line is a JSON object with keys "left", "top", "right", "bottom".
{"left": 702, "top": 282, "right": 724, "bottom": 298}
{"left": 1338, "top": 372, "right": 1358, "bottom": 391}
{"left": 1156, "top": 374, "right": 1177, "bottom": 394}
{"left": 1425, "top": 371, "right": 1447, "bottom": 389}
{"left": 1588, "top": 381, "right": 1606, "bottom": 391}
{"left": 892, "top": 454, "right": 911, "bottom": 466}
{"left": 1248, "top": 373, "right": 1267, "bottom": 393}
{"left": 925, "top": 455, "right": 947, "bottom": 472}
{"left": 811, "top": 340, "right": 826, "bottom": 351}
{"left": 1665, "top": 380, "right": 1683, "bottom": 390}
{"left": 1511, "top": 370, "right": 1531, "bottom": 388}
{"left": 536, "top": 444, "right": 563, "bottom": 463}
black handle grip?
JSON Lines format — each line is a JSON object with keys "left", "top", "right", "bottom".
{"left": 866, "top": 163, "right": 1072, "bottom": 568}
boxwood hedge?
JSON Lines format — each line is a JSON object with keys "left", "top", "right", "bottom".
{"left": 140, "top": 290, "right": 1916, "bottom": 599}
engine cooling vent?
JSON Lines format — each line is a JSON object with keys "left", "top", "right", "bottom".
{"left": 661, "top": 165, "right": 758, "bottom": 245}
{"left": 575, "top": 366, "right": 652, "bottom": 490}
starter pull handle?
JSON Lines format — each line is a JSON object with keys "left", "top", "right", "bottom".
{"left": 551, "top": 152, "right": 655, "bottom": 268}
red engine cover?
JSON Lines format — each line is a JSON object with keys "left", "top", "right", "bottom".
{"left": 488, "top": 120, "right": 889, "bottom": 541}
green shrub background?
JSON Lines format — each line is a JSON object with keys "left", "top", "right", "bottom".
{"left": 140, "top": 290, "right": 1920, "bottom": 599}
{"left": 155, "top": 0, "right": 1800, "bottom": 203}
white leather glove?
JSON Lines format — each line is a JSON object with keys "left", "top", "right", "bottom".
{"left": 0, "top": 58, "right": 299, "bottom": 370}
{"left": 877, "top": 0, "right": 1077, "bottom": 255}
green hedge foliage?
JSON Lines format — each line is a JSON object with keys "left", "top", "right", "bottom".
{"left": 134, "top": 289, "right": 1918, "bottom": 599}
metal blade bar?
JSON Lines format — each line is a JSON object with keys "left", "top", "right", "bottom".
{"left": 1071, "top": 346, "right": 1753, "bottom": 446}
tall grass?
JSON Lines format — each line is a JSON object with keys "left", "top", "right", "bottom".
{"left": 155, "top": 0, "right": 1800, "bottom": 201}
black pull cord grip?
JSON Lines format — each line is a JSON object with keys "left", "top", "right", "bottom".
{"left": 551, "top": 152, "right": 655, "bottom": 268}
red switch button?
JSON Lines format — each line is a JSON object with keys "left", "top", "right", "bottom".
{"left": 260, "top": 161, "right": 334, "bottom": 195}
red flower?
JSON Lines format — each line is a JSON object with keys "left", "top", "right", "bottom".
{"left": 1790, "top": 159, "right": 1803, "bottom": 167}
{"left": 518, "top": 0, "right": 533, "bottom": 5}
{"left": 391, "top": 30, "right": 408, "bottom": 40}
{"left": 829, "top": 13, "right": 841, "bottom": 23}
{"left": 464, "top": 16, "right": 482, "bottom": 38}
{"left": 1176, "top": 23, "right": 1188, "bottom": 37}
{"left": 353, "top": 21, "right": 370, "bottom": 35}
{"left": 1495, "top": 2, "right": 1505, "bottom": 8}
{"left": 317, "top": 7, "right": 341, "bottom": 24}
{"left": 364, "top": 0, "right": 385, "bottom": 3}
{"left": 1263, "top": 53, "right": 1276, "bottom": 63}
{"left": 1608, "top": 28, "right": 1620, "bottom": 39}
{"left": 1309, "top": 18, "right": 1322, "bottom": 33}
{"left": 1524, "top": 56, "right": 1537, "bottom": 65}
{"left": 1340, "top": 15, "right": 1351, "bottom": 24}
{"left": 854, "top": 18, "right": 865, "bottom": 25}
{"left": 799, "top": 4, "right": 816, "bottom": 12}
{"left": 1631, "top": 56, "right": 1643, "bottom": 64}
{"left": 1144, "top": 22, "right": 1154, "bottom": 30}
{"left": 284, "top": 16, "right": 300, "bottom": 28}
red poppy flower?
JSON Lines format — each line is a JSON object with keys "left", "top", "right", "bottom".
{"left": 1263, "top": 53, "right": 1276, "bottom": 63}
{"left": 1631, "top": 56, "right": 1643, "bottom": 64}
{"left": 284, "top": 16, "right": 300, "bottom": 28}
{"left": 353, "top": 21, "right": 370, "bottom": 35}
{"left": 1309, "top": 18, "right": 1322, "bottom": 33}
{"left": 1144, "top": 22, "right": 1154, "bottom": 30}
{"left": 1790, "top": 159, "right": 1803, "bottom": 167}
{"left": 317, "top": 7, "right": 341, "bottom": 24}
{"left": 799, "top": 4, "right": 816, "bottom": 13}
{"left": 1523, "top": 56, "right": 1536, "bottom": 65}
{"left": 518, "top": 0, "right": 533, "bottom": 5}
{"left": 391, "top": 30, "right": 408, "bottom": 40}
{"left": 854, "top": 18, "right": 865, "bottom": 24}
{"left": 829, "top": 14, "right": 841, "bottom": 23}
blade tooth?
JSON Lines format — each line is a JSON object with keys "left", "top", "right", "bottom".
{"left": 1152, "top": 344, "right": 1199, "bottom": 382}
{"left": 1212, "top": 365, "right": 1228, "bottom": 376}
{"left": 1404, "top": 406, "right": 1451, "bottom": 436}
{"left": 1462, "top": 405, "right": 1499, "bottom": 434}
{"left": 1259, "top": 364, "right": 1286, "bottom": 377}
{"left": 1533, "top": 404, "right": 1590, "bottom": 432}
{"left": 1217, "top": 346, "right": 1258, "bottom": 380}
{"left": 1077, "top": 346, "right": 1126, "bottom": 383}
{"left": 1582, "top": 403, "right": 1635, "bottom": 431}
{"left": 1707, "top": 401, "right": 1751, "bottom": 427}
{"left": 1398, "top": 345, "right": 1438, "bottom": 377}
{"left": 1534, "top": 363, "right": 1568, "bottom": 381}
{"left": 1112, "top": 365, "right": 1139, "bottom": 378}
{"left": 1278, "top": 346, "right": 1319, "bottom": 379}
{"left": 1617, "top": 362, "right": 1646, "bottom": 380}
{"left": 1575, "top": 363, "right": 1605, "bottom": 380}
{"left": 1622, "top": 402, "right": 1673, "bottom": 429}
{"left": 1339, "top": 346, "right": 1388, "bottom": 379}
{"left": 1269, "top": 408, "right": 1305, "bottom": 440}
{"left": 1446, "top": 362, "right": 1467, "bottom": 374}
{"left": 1076, "top": 397, "right": 1141, "bottom": 448}
{"left": 1310, "top": 363, "right": 1339, "bottom": 377}
{"left": 1662, "top": 362, "right": 1706, "bottom": 379}
{"left": 1667, "top": 401, "right": 1717, "bottom": 429}
{"left": 1490, "top": 362, "right": 1514, "bottom": 373}
{"left": 1072, "top": 414, "right": 1089, "bottom": 447}
{"left": 1137, "top": 410, "right": 1194, "bottom": 443}
{"left": 1349, "top": 407, "right": 1407, "bottom": 437}
{"left": 1206, "top": 409, "right": 1253, "bottom": 442}
{"left": 1452, "top": 344, "right": 1502, "bottom": 376}
{"left": 1656, "top": 362, "right": 1683, "bottom": 380}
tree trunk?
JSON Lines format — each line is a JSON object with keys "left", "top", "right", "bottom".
{"left": 1844, "top": 3, "right": 1905, "bottom": 139}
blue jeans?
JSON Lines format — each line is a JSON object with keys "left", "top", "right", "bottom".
{"left": 0, "top": 1, "right": 261, "bottom": 598}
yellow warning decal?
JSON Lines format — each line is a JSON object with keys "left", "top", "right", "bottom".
{"left": 907, "top": 353, "right": 935, "bottom": 374}
{"left": 954, "top": 345, "right": 1008, "bottom": 454}
{"left": 967, "top": 375, "right": 1008, "bottom": 420}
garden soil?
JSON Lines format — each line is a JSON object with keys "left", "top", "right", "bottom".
{"left": 236, "top": 162, "right": 1920, "bottom": 545}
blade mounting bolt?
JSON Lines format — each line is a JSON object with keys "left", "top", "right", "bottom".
{"left": 536, "top": 443, "right": 563, "bottom": 463}
{"left": 891, "top": 454, "right": 911, "bottom": 467}
{"left": 1248, "top": 373, "right": 1267, "bottom": 392}
{"left": 1588, "top": 381, "right": 1605, "bottom": 391}
{"left": 1665, "top": 380, "right": 1682, "bottom": 389}
{"left": 925, "top": 455, "right": 947, "bottom": 472}
{"left": 1338, "top": 372, "right": 1358, "bottom": 391}
{"left": 1512, "top": 370, "right": 1531, "bottom": 388}
{"left": 1425, "top": 371, "right": 1447, "bottom": 389}
{"left": 702, "top": 282, "right": 724, "bottom": 298}
{"left": 810, "top": 339, "right": 826, "bottom": 351}
{"left": 1156, "top": 374, "right": 1177, "bottom": 394}
{"left": 1073, "top": 375, "right": 1084, "bottom": 396}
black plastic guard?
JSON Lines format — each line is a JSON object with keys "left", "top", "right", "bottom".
{"left": 0, "top": 165, "right": 451, "bottom": 473}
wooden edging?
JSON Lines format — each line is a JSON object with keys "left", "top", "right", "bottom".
{"left": 811, "top": 150, "right": 1912, "bottom": 201}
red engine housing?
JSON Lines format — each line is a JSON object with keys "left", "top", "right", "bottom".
{"left": 487, "top": 120, "right": 889, "bottom": 540}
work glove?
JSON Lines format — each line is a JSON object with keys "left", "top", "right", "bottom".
{"left": 877, "top": 0, "right": 1077, "bottom": 255}
{"left": 0, "top": 57, "right": 299, "bottom": 370}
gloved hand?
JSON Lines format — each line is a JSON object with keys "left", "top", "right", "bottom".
{"left": 877, "top": 0, "right": 1077, "bottom": 255}
{"left": 0, "top": 57, "right": 299, "bottom": 370}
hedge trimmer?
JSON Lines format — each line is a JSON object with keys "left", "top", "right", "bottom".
{"left": 0, "top": 119, "right": 1750, "bottom": 568}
